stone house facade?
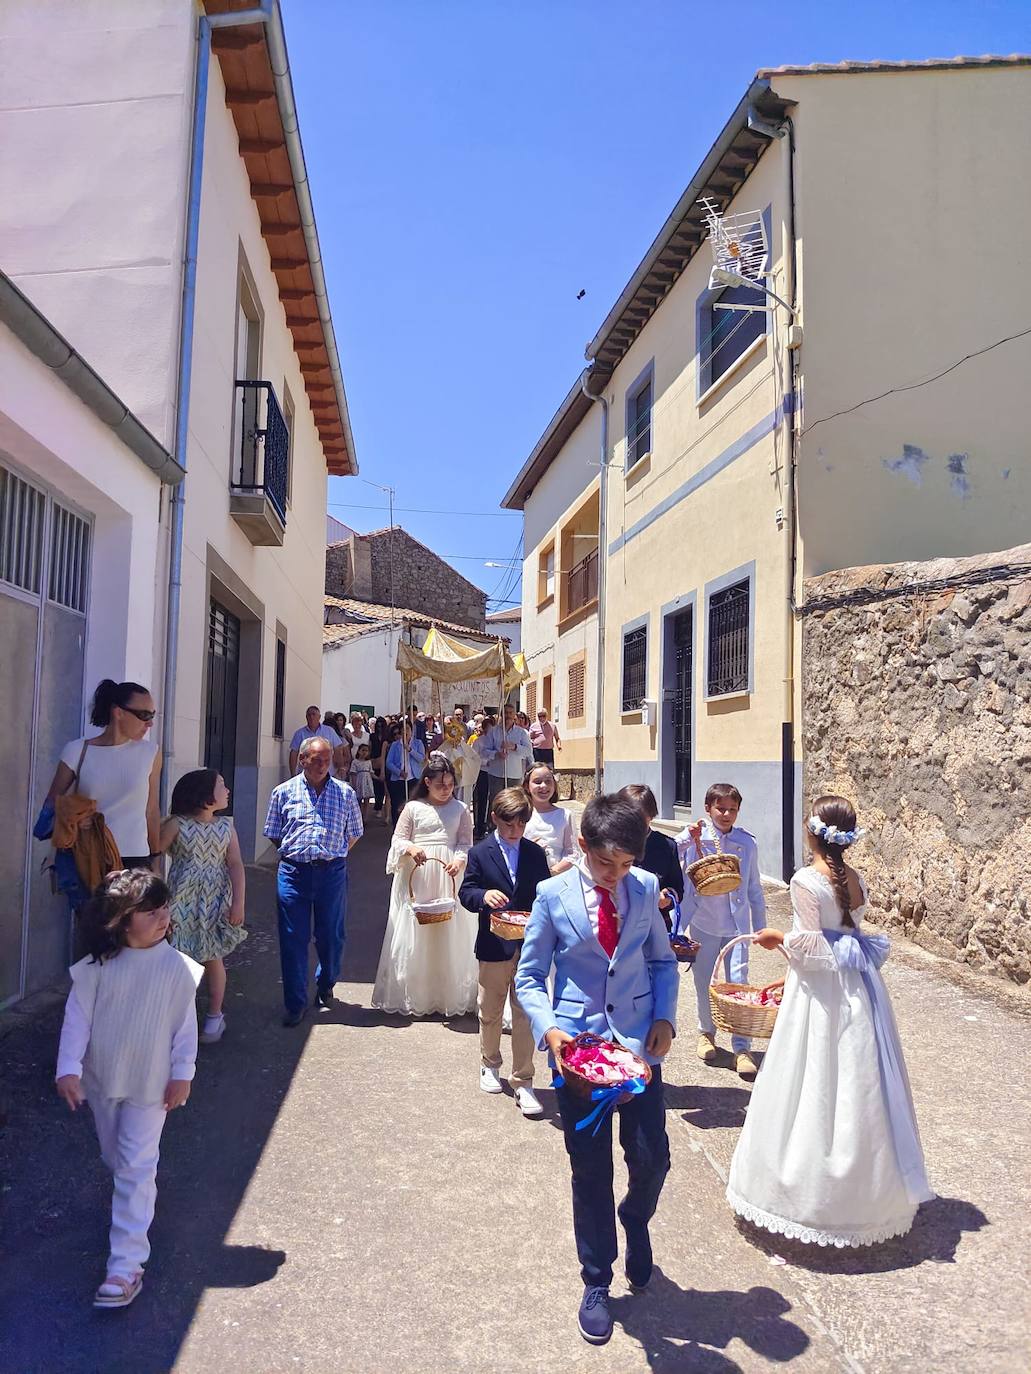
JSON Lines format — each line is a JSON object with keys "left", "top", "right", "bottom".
{"left": 326, "top": 526, "right": 486, "bottom": 629}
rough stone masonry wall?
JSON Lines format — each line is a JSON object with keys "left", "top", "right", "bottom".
{"left": 368, "top": 530, "right": 487, "bottom": 629}
{"left": 802, "top": 543, "right": 1031, "bottom": 984}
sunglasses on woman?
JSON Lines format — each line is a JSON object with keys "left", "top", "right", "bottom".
{"left": 122, "top": 706, "right": 156, "bottom": 722}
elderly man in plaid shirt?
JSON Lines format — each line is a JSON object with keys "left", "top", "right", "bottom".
{"left": 264, "top": 736, "right": 364, "bottom": 1026}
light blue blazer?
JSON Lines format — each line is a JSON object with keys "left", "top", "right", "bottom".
{"left": 514, "top": 866, "right": 679, "bottom": 1067}
{"left": 678, "top": 822, "right": 766, "bottom": 937}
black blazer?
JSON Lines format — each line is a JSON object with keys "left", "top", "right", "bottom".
{"left": 640, "top": 829, "right": 684, "bottom": 903}
{"left": 460, "top": 834, "right": 551, "bottom": 962}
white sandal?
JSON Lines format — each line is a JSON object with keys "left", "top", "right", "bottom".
{"left": 93, "top": 1271, "right": 143, "bottom": 1308}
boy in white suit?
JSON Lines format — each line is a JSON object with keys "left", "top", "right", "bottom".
{"left": 515, "top": 794, "right": 678, "bottom": 1346}
{"left": 678, "top": 782, "right": 766, "bottom": 1081}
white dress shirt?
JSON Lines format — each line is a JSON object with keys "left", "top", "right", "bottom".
{"left": 573, "top": 857, "right": 626, "bottom": 939}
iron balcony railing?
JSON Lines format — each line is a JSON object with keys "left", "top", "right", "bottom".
{"left": 233, "top": 380, "right": 289, "bottom": 524}
{"left": 567, "top": 546, "right": 599, "bottom": 614}
{"left": 707, "top": 579, "right": 750, "bottom": 695}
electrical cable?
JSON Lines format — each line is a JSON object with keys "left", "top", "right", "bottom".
{"left": 800, "top": 560, "right": 1030, "bottom": 616}
{"left": 328, "top": 500, "right": 521, "bottom": 517}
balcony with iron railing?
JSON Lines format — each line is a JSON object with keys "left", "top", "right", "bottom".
{"left": 229, "top": 380, "right": 289, "bottom": 546}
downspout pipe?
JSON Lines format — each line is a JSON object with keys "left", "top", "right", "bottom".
{"left": 161, "top": 2, "right": 273, "bottom": 809}
{"left": 780, "top": 115, "right": 800, "bottom": 881}
{"left": 580, "top": 369, "right": 609, "bottom": 797}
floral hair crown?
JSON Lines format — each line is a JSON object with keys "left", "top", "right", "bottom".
{"left": 807, "top": 816, "right": 865, "bottom": 846}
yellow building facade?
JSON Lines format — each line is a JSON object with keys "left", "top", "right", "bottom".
{"left": 506, "top": 58, "right": 1031, "bottom": 877}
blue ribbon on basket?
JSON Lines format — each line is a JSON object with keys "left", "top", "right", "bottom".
{"left": 552, "top": 1073, "right": 649, "bottom": 1136}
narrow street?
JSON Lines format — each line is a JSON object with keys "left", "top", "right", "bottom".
{"left": 1, "top": 821, "right": 1028, "bottom": 1374}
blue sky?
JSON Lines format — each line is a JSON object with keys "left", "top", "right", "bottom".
{"left": 286, "top": 1, "right": 1028, "bottom": 611}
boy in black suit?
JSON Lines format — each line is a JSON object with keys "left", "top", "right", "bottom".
{"left": 617, "top": 784, "right": 684, "bottom": 930}
{"left": 460, "top": 787, "right": 551, "bottom": 1116}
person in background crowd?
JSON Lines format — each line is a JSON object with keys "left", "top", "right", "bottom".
{"left": 470, "top": 717, "right": 492, "bottom": 840}
{"left": 385, "top": 721, "right": 426, "bottom": 825}
{"left": 349, "top": 744, "right": 375, "bottom": 822}
{"left": 264, "top": 736, "right": 364, "bottom": 1027}
{"left": 289, "top": 706, "right": 344, "bottom": 777}
{"left": 47, "top": 679, "right": 162, "bottom": 872}
{"left": 349, "top": 713, "right": 371, "bottom": 752}
{"left": 425, "top": 714, "right": 444, "bottom": 752}
{"left": 524, "top": 763, "right": 576, "bottom": 874}
{"left": 369, "top": 717, "right": 388, "bottom": 818}
{"left": 516, "top": 710, "right": 532, "bottom": 730}
{"left": 617, "top": 784, "right": 684, "bottom": 930}
{"left": 453, "top": 706, "right": 473, "bottom": 740}
{"left": 480, "top": 704, "right": 534, "bottom": 813}
{"left": 529, "top": 708, "right": 562, "bottom": 766}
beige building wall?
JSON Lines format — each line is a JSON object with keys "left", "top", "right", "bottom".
{"left": 783, "top": 65, "right": 1031, "bottom": 576}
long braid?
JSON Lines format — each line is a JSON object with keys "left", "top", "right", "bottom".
{"left": 810, "top": 793, "right": 860, "bottom": 929}
{"left": 823, "top": 844, "right": 855, "bottom": 929}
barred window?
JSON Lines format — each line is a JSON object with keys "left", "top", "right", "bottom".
{"left": 0, "top": 464, "right": 46, "bottom": 595}
{"left": 567, "top": 658, "right": 586, "bottom": 720}
{"left": 626, "top": 373, "right": 652, "bottom": 469}
{"left": 48, "top": 504, "right": 90, "bottom": 613}
{"left": 707, "top": 579, "right": 750, "bottom": 696}
{"left": 273, "top": 637, "right": 287, "bottom": 738}
{"left": 525, "top": 679, "right": 537, "bottom": 720}
{"left": 621, "top": 626, "right": 647, "bottom": 712}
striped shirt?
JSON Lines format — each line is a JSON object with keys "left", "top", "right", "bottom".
{"left": 263, "top": 774, "right": 364, "bottom": 862}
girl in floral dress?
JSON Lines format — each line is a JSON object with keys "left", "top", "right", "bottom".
{"left": 159, "top": 770, "right": 247, "bottom": 1044}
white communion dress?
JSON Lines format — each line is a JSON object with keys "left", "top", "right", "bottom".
{"left": 371, "top": 798, "right": 479, "bottom": 1017}
{"left": 726, "top": 866, "right": 933, "bottom": 1246}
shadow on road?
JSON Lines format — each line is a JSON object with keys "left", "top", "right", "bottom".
{"left": 0, "top": 825, "right": 394, "bottom": 1374}
{"left": 734, "top": 1195, "right": 989, "bottom": 1275}
{"left": 611, "top": 1267, "right": 810, "bottom": 1372}
{"left": 664, "top": 1081, "right": 753, "bottom": 1130}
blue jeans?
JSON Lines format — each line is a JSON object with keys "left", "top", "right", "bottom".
{"left": 276, "top": 858, "right": 349, "bottom": 1015}
{"left": 691, "top": 925, "right": 750, "bottom": 1053}
{"left": 556, "top": 1067, "right": 670, "bottom": 1289}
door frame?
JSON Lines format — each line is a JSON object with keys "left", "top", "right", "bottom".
{"left": 658, "top": 590, "right": 696, "bottom": 821}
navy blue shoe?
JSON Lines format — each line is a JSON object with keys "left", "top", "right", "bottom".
{"left": 578, "top": 1286, "right": 613, "bottom": 1344}
{"left": 282, "top": 1007, "right": 307, "bottom": 1028}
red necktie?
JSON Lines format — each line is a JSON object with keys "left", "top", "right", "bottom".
{"left": 595, "top": 886, "right": 618, "bottom": 958}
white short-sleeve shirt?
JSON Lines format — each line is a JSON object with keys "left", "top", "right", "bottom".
{"left": 59, "top": 735, "right": 157, "bottom": 857}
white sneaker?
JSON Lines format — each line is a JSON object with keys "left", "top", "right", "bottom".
{"left": 515, "top": 1086, "right": 543, "bottom": 1117}
{"left": 200, "top": 1014, "right": 225, "bottom": 1044}
{"left": 479, "top": 1065, "right": 503, "bottom": 1094}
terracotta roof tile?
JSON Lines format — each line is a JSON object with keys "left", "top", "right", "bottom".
{"left": 323, "top": 595, "right": 499, "bottom": 648}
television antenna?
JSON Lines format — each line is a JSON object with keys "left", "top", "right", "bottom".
{"left": 699, "top": 197, "right": 794, "bottom": 316}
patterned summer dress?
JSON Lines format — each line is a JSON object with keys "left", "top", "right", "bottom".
{"left": 168, "top": 816, "right": 248, "bottom": 963}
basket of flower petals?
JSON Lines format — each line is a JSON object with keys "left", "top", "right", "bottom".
{"left": 708, "top": 935, "right": 786, "bottom": 1039}
{"left": 558, "top": 1032, "right": 652, "bottom": 1103}
{"left": 489, "top": 909, "right": 531, "bottom": 941}
{"left": 407, "top": 857, "right": 456, "bottom": 925}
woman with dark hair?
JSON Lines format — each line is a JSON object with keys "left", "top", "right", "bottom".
{"left": 371, "top": 756, "right": 478, "bottom": 1016}
{"left": 46, "top": 679, "right": 161, "bottom": 871}
{"left": 369, "top": 717, "right": 388, "bottom": 819}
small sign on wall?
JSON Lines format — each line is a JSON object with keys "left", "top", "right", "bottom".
{"left": 349, "top": 703, "right": 375, "bottom": 718}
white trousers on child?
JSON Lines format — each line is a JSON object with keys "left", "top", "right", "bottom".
{"left": 691, "top": 927, "right": 750, "bottom": 1053}
{"left": 90, "top": 1097, "right": 167, "bottom": 1277}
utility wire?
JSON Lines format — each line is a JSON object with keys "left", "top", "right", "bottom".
{"left": 329, "top": 500, "right": 520, "bottom": 517}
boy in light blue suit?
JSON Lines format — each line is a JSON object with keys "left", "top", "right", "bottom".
{"left": 515, "top": 794, "right": 678, "bottom": 1346}
{"left": 677, "top": 782, "right": 766, "bottom": 1081}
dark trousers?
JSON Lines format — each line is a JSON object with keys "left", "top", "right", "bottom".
{"left": 532, "top": 747, "right": 555, "bottom": 766}
{"left": 275, "top": 858, "right": 348, "bottom": 1014}
{"left": 472, "top": 771, "right": 490, "bottom": 837}
{"left": 372, "top": 776, "right": 385, "bottom": 812}
{"left": 387, "top": 778, "right": 415, "bottom": 825}
{"left": 556, "top": 1067, "right": 670, "bottom": 1288}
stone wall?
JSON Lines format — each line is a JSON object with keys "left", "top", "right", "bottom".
{"left": 325, "top": 529, "right": 486, "bottom": 630}
{"left": 802, "top": 543, "right": 1031, "bottom": 984}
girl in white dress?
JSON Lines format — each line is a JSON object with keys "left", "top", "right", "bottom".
{"left": 372, "top": 756, "right": 479, "bottom": 1017}
{"left": 522, "top": 763, "right": 576, "bottom": 874}
{"left": 727, "top": 794, "right": 933, "bottom": 1247}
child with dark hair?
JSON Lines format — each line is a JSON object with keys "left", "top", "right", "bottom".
{"left": 55, "top": 870, "right": 203, "bottom": 1309}
{"left": 461, "top": 787, "right": 551, "bottom": 1116}
{"left": 677, "top": 782, "right": 766, "bottom": 1080}
{"left": 515, "top": 793, "right": 679, "bottom": 1345}
{"left": 727, "top": 795, "right": 932, "bottom": 1246}
{"left": 616, "top": 784, "right": 684, "bottom": 928}
{"left": 158, "top": 769, "right": 246, "bottom": 1044}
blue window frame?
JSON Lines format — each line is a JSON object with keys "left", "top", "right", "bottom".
{"left": 624, "top": 361, "right": 654, "bottom": 470}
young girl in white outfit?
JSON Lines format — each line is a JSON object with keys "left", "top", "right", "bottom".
{"left": 727, "top": 795, "right": 933, "bottom": 1247}
{"left": 523, "top": 763, "right": 576, "bottom": 874}
{"left": 349, "top": 743, "right": 376, "bottom": 819}
{"left": 56, "top": 870, "right": 203, "bottom": 1308}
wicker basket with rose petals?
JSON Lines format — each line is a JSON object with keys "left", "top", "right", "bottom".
{"left": 407, "top": 856, "right": 456, "bottom": 925}
{"left": 489, "top": 909, "right": 531, "bottom": 941}
{"left": 685, "top": 824, "right": 741, "bottom": 897}
{"left": 558, "top": 1033, "right": 652, "bottom": 1103}
{"left": 708, "top": 934, "right": 787, "bottom": 1039}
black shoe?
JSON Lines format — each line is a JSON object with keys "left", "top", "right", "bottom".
{"left": 623, "top": 1219, "right": 653, "bottom": 1291}
{"left": 282, "top": 1007, "right": 307, "bottom": 1028}
{"left": 314, "top": 985, "right": 334, "bottom": 1009}
{"left": 577, "top": 1286, "right": 613, "bottom": 1345}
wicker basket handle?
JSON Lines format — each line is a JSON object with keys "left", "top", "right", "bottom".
{"left": 710, "top": 933, "right": 787, "bottom": 986}
{"left": 406, "top": 854, "right": 457, "bottom": 903}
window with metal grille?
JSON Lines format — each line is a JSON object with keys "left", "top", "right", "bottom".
{"left": 525, "top": 680, "right": 537, "bottom": 720}
{"left": 273, "top": 637, "right": 287, "bottom": 738}
{"left": 48, "top": 504, "right": 90, "bottom": 613}
{"left": 707, "top": 579, "right": 750, "bottom": 696}
{"left": 621, "top": 626, "right": 647, "bottom": 711}
{"left": 626, "top": 375, "right": 652, "bottom": 468}
{"left": 0, "top": 464, "right": 46, "bottom": 595}
{"left": 567, "top": 658, "right": 586, "bottom": 720}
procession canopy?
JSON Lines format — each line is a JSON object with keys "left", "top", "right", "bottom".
{"left": 395, "top": 626, "right": 527, "bottom": 692}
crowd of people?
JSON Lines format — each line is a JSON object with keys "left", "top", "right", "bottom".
{"left": 45, "top": 678, "right": 932, "bottom": 1341}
